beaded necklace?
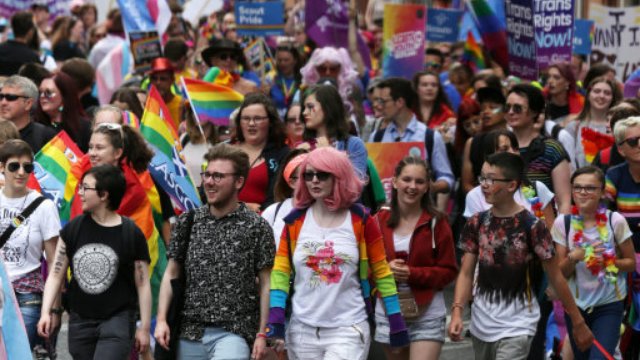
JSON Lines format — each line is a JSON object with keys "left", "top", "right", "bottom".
{"left": 521, "top": 185, "right": 544, "bottom": 220}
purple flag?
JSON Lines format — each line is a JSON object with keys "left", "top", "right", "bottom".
{"left": 305, "top": 0, "right": 371, "bottom": 69}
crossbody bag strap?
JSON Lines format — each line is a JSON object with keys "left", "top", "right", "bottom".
{"left": 0, "top": 196, "right": 46, "bottom": 248}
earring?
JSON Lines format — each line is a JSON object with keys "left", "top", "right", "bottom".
{"left": 58, "top": 105, "right": 64, "bottom": 112}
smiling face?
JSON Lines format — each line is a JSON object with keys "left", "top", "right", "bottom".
{"left": 238, "top": 104, "right": 270, "bottom": 146}
{"left": 571, "top": 173, "right": 603, "bottom": 213}
{"left": 202, "top": 159, "right": 243, "bottom": 207}
{"left": 588, "top": 81, "right": 614, "bottom": 112}
{"left": 393, "top": 164, "right": 429, "bottom": 208}
{"left": 1, "top": 155, "right": 33, "bottom": 193}
{"left": 39, "top": 78, "right": 62, "bottom": 116}
{"left": 88, "top": 133, "right": 122, "bottom": 168}
{"left": 303, "top": 165, "right": 334, "bottom": 201}
{"left": 417, "top": 74, "right": 439, "bottom": 103}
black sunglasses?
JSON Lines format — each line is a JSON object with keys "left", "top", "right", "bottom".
{"left": 505, "top": 103, "right": 526, "bottom": 114}
{"left": 0, "top": 93, "right": 29, "bottom": 102}
{"left": 6, "top": 162, "right": 34, "bottom": 173}
{"left": 303, "top": 171, "right": 332, "bottom": 182}
{"left": 619, "top": 136, "right": 640, "bottom": 148}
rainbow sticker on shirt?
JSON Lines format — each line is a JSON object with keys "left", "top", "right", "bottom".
{"left": 301, "top": 240, "right": 352, "bottom": 288}
{"left": 581, "top": 127, "right": 614, "bottom": 164}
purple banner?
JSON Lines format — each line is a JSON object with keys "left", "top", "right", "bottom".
{"left": 534, "top": 0, "right": 574, "bottom": 72}
{"left": 0, "top": 0, "right": 70, "bottom": 22}
{"left": 305, "top": 0, "right": 371, "bottom": 69}
{"left": 505, "top": 0, "right": 538, "bottom": 80}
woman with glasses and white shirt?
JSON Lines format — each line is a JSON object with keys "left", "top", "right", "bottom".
{"left": 266, "top": 147, "right": 409, "bottom": 359}
{"left": 231, "top": 93, "right": 289, "bottom": 212}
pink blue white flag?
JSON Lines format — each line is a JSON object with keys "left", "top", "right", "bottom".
{"left": 96, "top": 43, "right": 133, "bottom": 105}
{"left": 117, "top": 0, "right": 172, "bottom": 42}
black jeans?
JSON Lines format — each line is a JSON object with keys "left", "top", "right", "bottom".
{"left": 68, "top": 309, "right": 135, "bottom": 360}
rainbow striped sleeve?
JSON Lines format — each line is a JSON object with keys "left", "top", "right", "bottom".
{"left": 605, "top": 176, "right": 618, "bottom": 201}
{"left": 266, "top": 226, "right": 294, "bottom": 338}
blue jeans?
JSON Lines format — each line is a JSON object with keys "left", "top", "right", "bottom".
{"left": 565, "top": 300, "right": 624, "bottom": 360}
{"left": 178, "top": 327, "right": 250, "bottom": 360}
{"left": 15, "top": 292, "right": 42, "bottom": 350}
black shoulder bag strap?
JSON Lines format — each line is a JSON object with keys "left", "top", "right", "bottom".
{"left": 0, "top": 196, "right": 46, "bottom": 248}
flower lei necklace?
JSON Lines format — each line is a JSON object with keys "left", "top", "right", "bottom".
{"left": 571, "top": 205, "right": 619, "bottom": 285}
{"left": 521, "top": 185, "right": 544, "bottom": 220}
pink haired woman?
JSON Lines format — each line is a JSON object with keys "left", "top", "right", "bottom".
{"left": 265, "top": 147, "right": 409, "bottom": 359}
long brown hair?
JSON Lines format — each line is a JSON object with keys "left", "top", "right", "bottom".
{"left": 387, "top": 156, "right": 443, "bottom": 228}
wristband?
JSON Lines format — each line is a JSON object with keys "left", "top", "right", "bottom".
{"left": 451, "top": 302, "right": 464, "bottom": 311}
{"left": 256, "top": 333, "right": 267, "bottom": 339}
{"left": 50, "top": 307, "right": 64, "bottom": 315}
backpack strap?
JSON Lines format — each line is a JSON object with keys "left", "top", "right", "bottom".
{"left": 601, "top": 147, "right": 611, "bottom": 166}
{"left": 273, "top": 201, "right": 284, "bottom": 225}
{"left": 551, "top": 123, "right": 563, "bottom": 140}
{"left": 0, "top": 196, "right": 46, "bottom": 248}
{"left": 564, "top": 214, "right": 571, "bottom": 247}
{"left": 373, "top": 129, "right": 384, "bottom": 142}
{"left": 425, "top": 128, "right": 434, "bottom": 159}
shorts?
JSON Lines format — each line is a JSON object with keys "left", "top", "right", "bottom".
{"left": 374, "top": 314, "right": 446, "bottom": 344}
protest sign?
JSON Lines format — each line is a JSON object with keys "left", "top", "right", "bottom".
{"left": 590, "top": 4, "right": 640, "bottom": 82}
{"left": 117, "top": 0, "right": 171, "bottom": 40}
{"left": 383, "top": 3, "right": 426, "bottom": 79}
{"left": 365, "top": 142, "right": 425, "bottom": 203}
{"left": 305, "top": 0, "right": 371, "bottom": 68}
{"left": 573, "top": 19, "right": 594, "bottom": 56}
{"left": 427, "top": 8, "right": 463, "bottom": 43}
{"left": 235, "top": 1, "right": 285, "bottom": 36}
{"left": 505, "top": 0, "right": 538, "bottom": 80}
{"left": 243, "top": 38, "right": 275, "bottom": 80}
{"left": 0, "top": 0, "right": 70, "bottom": 21}
{"left": 129, "top": 31, "right": 162, "bottom": 74}
{"left": 533, "top": 0, "right": 574, "bottom": 72}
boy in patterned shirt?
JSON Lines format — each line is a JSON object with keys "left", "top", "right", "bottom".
{"left": 448, "top": 152, "right": 593, "bottom": 359}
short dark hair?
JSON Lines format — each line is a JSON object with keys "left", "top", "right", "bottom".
{"left": 61, "top": 58, "right": 96, "bottom": 90}
{"left": 425, "top": 48, "right": 444, "bottom": 64}
{"left": 608, "top": 100, "right": 640, "bottom": 130}
{"left": 301, "top": 85, "right": 350, "bottom": 141}
{"left": 571, "top": 165, "right": 605, "bottom": 190}
{"left": 485, "top": 152, "right": 524, "bottom": 185}
{"left": 82, "top": 164, "right": 126, "bottom": 211}
{"left": 0, "top": 139, "right": 33, "bottom": 163}
{"left": 508, "top": 84, "right": 545, "bottom": 118}
{"left": 164, "top": 38, "right": 189, "bottom": 61}
{"left": 204, "top": 143, "right": 250, "bottom": 181}
{"left": 11, "top": 11, "right": 34, "bottom": 38}
{"left": 18, "top": 63, "right": 51, "bottom": 87}
{"left": 377, "top": 77, "right": 416, "bottom": 109}
{"left": 484, "top": 129, "right": 519, "bottom": 159}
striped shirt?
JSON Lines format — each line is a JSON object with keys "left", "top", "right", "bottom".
{"left": 519, "top": 138, "right": 569, "bottom": 192}
{"left": 606, "top": 162, "right": 640, "bottom": 250}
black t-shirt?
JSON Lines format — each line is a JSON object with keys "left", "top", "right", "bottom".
{"left": 19, "top": 121, "right": 56, "bottom": 154}
{"left": 546, "top": 102, "right": 570, "bottom": 121}
{"left": 61, "top": 215, "right": 150, "bottom": 319}
{"left": 0, "top": 40, "right": 40, "bottom": 76}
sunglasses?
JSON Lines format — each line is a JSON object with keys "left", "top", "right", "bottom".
{"left": 40, "top": 90, "right": 56, "bottom": 99}
{"left": 216, "top": 53, "right": 237, "bottom": 61}
{"left": 150, "top": 74, "right": 172, "bottom": 82}
{"left": 0, "top": 93, "right": 29, "bottom": 102}
{"left": 303, "top": 171, "right": 332, "bottom": 182}
{"left": 6, "top": 162, "right": 34, "bottom": 173}
{"left": 505, "top": 103, "right": 526, "bottom": 114}
{"left": 619, "top": 136, "right": 640, "bottom": 148}
{"left": 316, "top": 64, "right": 340, "bottom": 73}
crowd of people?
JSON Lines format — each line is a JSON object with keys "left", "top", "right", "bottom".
{"left": 0, "top": 1, "right": 637, "bottom": 360}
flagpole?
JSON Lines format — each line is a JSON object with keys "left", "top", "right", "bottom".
{"left": 180, "top": 76, "right": 207, "bottom": 140}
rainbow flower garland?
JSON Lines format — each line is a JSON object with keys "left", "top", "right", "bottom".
{"left": 521, "top": 185, "right": 544, "bottom": 220}
{"left": 571, "top": 205, "right": 619, "bottom": 285}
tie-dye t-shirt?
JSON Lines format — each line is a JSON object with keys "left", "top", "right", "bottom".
{"left": 606, "top": 163, "right": 640, "bottom": 250}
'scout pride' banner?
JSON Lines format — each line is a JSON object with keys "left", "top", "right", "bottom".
{"left": 382, "top": 3, "right": 426, "bottom": 79}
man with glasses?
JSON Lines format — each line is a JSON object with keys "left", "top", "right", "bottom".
{"left": 0, "top": 76, "right": 55, "bottom": 153}
{"left": 148, "top": 57, "right": 185, "bottom": 130}
{"left": 155, "top": 143, "right": 275, "bottom": 359}
{"left": 606, "top": 116, "right": 640, "bottom": 359}
{"left": 369, "top": 77, "right": 454, "bottom": 194}
{"left": 0, "top": 139, "right": 61, "bottom": 358}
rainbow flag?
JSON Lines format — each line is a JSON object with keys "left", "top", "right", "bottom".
{"left": 33, "top": 131, "right": 84, "bottom": 224}
{"left": 122, "top": 110, "right": 140, "bottom": 128}
{"left": 467, "top": 0, "right": 508, "bottom": 71}
{"left": 181, "top": 77, "right": 244, "bottom": 126}
{"left": 140, "top": 86, "right": 201, "bottom": 212}
{"left": 462, "top": 31, "right": 486, "bottom": 72}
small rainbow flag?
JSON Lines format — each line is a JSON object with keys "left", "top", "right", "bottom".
{"left": 467, "top": 0, "right": 508, "bottom": 70}
{"left": 181, "top": 77, "right": 244, "bottom": 126}
{"left": 462, "top": 31, "right": 485, "bottom": 72}
{"left": 32, "top": 131, "right": 84, "bottom": 224}
{"left": 122, "top": 110, "right": 140, "bottom": 128}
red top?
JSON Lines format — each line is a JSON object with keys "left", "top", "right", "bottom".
{"left": 375, "top": 208, "right": 458, "bottom": 306}
{"left": 426, "top": 103, "right": 455, "bottom": 129}
{"left": 238, "top": 160, "right": 268, "bottom": 206}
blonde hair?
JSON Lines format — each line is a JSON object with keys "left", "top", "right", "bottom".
{"left": 614, "top": 116, "right": 640, "bottom": 144}
{"left": 0, "top": 121, "right": 20, "bottom": 145}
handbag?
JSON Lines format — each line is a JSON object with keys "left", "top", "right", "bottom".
{"left": 397, "top": 290, "right": 420, "bottom": 320}
{"left": 155, "top": 210, "right": 195, "bottom": 360}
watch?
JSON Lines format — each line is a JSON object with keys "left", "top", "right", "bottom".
{"left": 50, "top": 307, "right": 64, "bottom": 315}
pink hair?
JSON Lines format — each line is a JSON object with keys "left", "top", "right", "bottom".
{"left": 294, "top": 147, "right": 363, "bottom": 211}
{"left": 300, "top": 47, "right": 359, "bottom": 104}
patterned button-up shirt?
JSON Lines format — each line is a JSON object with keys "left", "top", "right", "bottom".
{"left": 167, "top": 203, "right": 275, "bottom": 344}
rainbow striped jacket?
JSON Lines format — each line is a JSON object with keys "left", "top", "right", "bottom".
{"left": 265, "top": 204, "right": 409, "bottom": 347}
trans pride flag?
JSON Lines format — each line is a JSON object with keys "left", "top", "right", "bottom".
{"left": 117, "top": 0, "right": 172, "bottom": 41}
{"left": 181, "top": 77, "right": 244, "bottom": 126}
{"left": 96, "top": 42, "right": 132, "bottom": 105}
{"left": 140, "top": 86, "right": 201, "bottom": 212}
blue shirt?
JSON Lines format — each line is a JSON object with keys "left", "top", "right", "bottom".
{"left": 368, "top": 115, "right": 454, "bottom": 188}
{"left": 334, "top": 136, "right": 368, "bottom": 179}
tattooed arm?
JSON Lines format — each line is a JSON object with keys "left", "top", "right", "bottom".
{"left": 37, "top": 238, "right": 68, "bottom": 338}
{"left": 134, "top": 260, "right": 152, "bottom": 354}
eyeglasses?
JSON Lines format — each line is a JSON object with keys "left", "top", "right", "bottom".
{"left": 373, "top": 98, "right": 394, "bottom": 105}
{"left": 215, "top": 53, "right": 237, "bottom": 61}
{"left": 316, "top": 64, "right": 340, "bottom": 74}
{"left": 303, "top": 171, "right": 332, "bottom": 182}
{"left": 425, "top": 62, "right": 441, "bottom": 69}
{"left": 572, "top": 185, "right": 600, "bottom": 194}
{"left": 6, "top": 162, "right": 34, "bottom": 173}
{"left": 286, "top": 116, "right": 300, "bottom": 123}
{"left": 477, "top": 175, "right": 512, "bottom": 186}
{"left": 78, "top": 184, "right": 98, "bottom": 193}
{"left": 0, "top": 93, "right": 29, "bottom": 102}
{"left": 505, "top": 103, "right": 526, "bottom": 114}
{"left": 619, "top": 136, "right": 640, "bottom": 148}
{"left": 240, "top": 116, "right": 269, "bottom": 124}
{"left": 200, "top": 171, "right": 237, "bottom": 183}
{"left": 40, "top": 90, "right": 56, "bottom": 99}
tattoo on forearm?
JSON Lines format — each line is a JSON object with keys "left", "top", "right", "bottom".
{"left": 52, "top": 243, "right": 67, "bottom": 274}
{"left": 135, "top": 261, "right": 145, "bottom": 284}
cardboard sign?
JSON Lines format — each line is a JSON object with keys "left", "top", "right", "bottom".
{"left": 365, "top": 142, "right": 426, "bottom": 203}
{"left": 129, "top": 31, "right": 162, "bottom": 74}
